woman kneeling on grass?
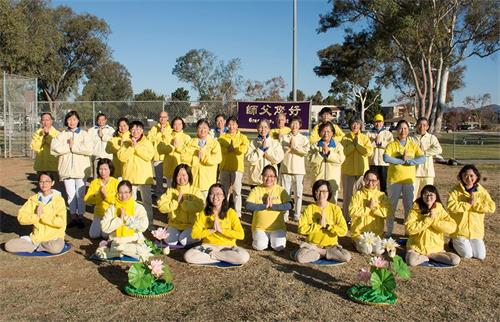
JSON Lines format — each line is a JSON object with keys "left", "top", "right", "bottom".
{"left": 95, "top": 180, "right": 149, "bottom": 260}
{"left": 246, "top": 165, "right": 292, "bottom": 251}
{"left": 5, "top": 172, "right": 67, "bottom": 254}
{"left": 83, "top": 158, "right": 119, "bottom": 239}
{"left": 349, "top": 170, "right": 392, "bottom": 255}
{"left": 157, "top": 164, "right": 205, "bottom": 247}
{"left": 447, "top": 165, "right": 496, "bottom": 260}
{"left": 405, "top": 185, "right": 460, "bottom": 267}
{"left": 184, "top": 183, "right": 250, "bottom": 265}
{"left": 295, "top": 180, "right": 351, "bottom": 263}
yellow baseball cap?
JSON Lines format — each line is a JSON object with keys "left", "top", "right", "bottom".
{"left": 373, "top": 114, "right": 384, "bottom": 122}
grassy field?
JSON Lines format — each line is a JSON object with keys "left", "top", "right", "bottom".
{"left": 0, "top": 158, "right": 499, "bottom": 321}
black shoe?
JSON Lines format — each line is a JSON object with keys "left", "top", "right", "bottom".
{"left": 76, "top": 218, "right": 85, "bottom": 229}
{"left": 67, "top": 219, "right": 78, "bottom": 228}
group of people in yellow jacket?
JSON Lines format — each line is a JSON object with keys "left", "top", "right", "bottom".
{"left": 5, "top": 109, "right": 496, "bottom": 268}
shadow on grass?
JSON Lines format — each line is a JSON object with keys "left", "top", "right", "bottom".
{"left": 261, "top": 254, "right": 351, "bottom": 298}
{"left": 0, "top": 211, "right": 31, "bottom": 235}
{"left": 97, "top": 264, "right": 129, "bottom": 292}
{"left": 0, "top": 186, "right": 27, "bottom": 206}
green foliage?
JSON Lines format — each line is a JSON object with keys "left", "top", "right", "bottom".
{"left": 144, "top": 239, "right": 162, "bottom": 255}
{"left": 171, "top": 87, "right": 190, "bottom": 101}
{"left": 134, "top": 89, "right": 165, "bottom": 101}
{"left": 80, "top": 60, "right": 133, "bottom": 101}
{"left": 128, "top": 263, "right": 154, "bottom": 290}
{"left": 172, "top": 49, "right": 242, "bottom": 101}
{"left": 391, "top": 255, "right": 411, "bottom": 279}
{"left": 287, "top": 89, "right": 306, "bottom": 101}
{"left": 370, "top": 268, "right": 396, "bottom": 295}
{"left": 163, "top": 265, "right": 173, "bottom": 283}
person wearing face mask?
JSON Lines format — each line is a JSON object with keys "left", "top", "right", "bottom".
{"left": 295, "top": 180, "right": 351, "bottom": 263}
{"left": 5, "top": 172, "right": 67, "bottom": 254}
{"left": 95, "top": 180, "right": 149, "bottom": 260}
{"left": 185, "top": 183, "right": 250, "bottom": 265}
{"left": 245, "top": 119, "right": 284, "bottom": 186}
{"left": 246, "top": 165, "right": 292, "bottom": 251}
{"left": 117, "top": 120, "right": 155, "bottom": 230}
{"left": 218, "top": 116, "right": 249, "bottom": 217}
{"left": 270, "top": 112, "right": 291, "bottom": 141}
{"left": 84, "top": 158, "right": 119, "bottom": 239}
{"left": 209, "top": 114, "right": 227, "bottom": 139}
{"left": 309, "top": 107, "right": 345, "bottom": 144}
{"left": 31, "top": 112, "right": 60, "bottom": 177}
{"left": 366, "top": 114, "right": 393, "bottom": 193}
{"left": 308, "top": 122, "right": 345, "bottom": 203}
{"left": 447, "top": 165, "right": 496, "bottom": 260}
{"left": 157, "top": 164, "right": 205, "bottom": 246}
{"left": 157, "top": 116, "right": 191, "bottom": 189}
{"left": 411, "top": 117, "right": 442, "bottom": 199}
{"left": 106, "top": 117, "right": 130, "bottom": 179}
{"left": 279, "top": 117, "right": 310, "bottom": 221}
{"left": 341, "top": 119, "right": 373, "bottom": 221}
{"left": 349, "top": 170, "right": 392, "bottom": 255}
{"left": 179, "top": 119, "right": 222, "bottom": 198}
{"left": 51, "top": 110, "right": 93, "bottom": 229}
{"left": 87, "top": 113, "right": 114, "bottom": 178}
{"left": 405, "top": 185, "right": 460, "bottom": 267}
{"left": 383, "top": 120, "right": 425, "bottom": 236}
{"left": 147, "top": 111, "right": 172, "bottom": 197}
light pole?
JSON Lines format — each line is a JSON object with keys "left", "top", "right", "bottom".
{"left": 292, "top": 0, "right": 297, "bottom": 101}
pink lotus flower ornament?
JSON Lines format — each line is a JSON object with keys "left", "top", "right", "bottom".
{"left": 357, "top": 268, "right": 371, "bottom": 282}
{"left": 369, "top": 256, "right": 389, "bottom": 268}
{"left": 148, "top": 259, "right": 164, "bottom": 279}
{"left": 152, "top": 227, "right": 169, "bottom": 241}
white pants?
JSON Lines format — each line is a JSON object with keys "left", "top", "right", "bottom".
{"left": 342, "top": 175, "right": 364, "bottom": 221}
{"left": 252, "top": 229, "right": 286, "bottom": 251}
{"left": 279, "top": 173, "right": 304, "bottom": 220}
{"left": 153, "top": 161, "right": 164, "bottom": 196}
{"left": 452, "top": 238, "right": 486, "bottom": 260}
{"left": 64, "top": 178, "right": 86, "bottom": 216}
{"left": 165, "top": 226, "right": 199, "bottom": 246}
{"left": 219, "top": 170, "right": 244, "bottom": 217}
{"left": 414, "top": 177, "right": 434, "bottom": 200}
{"left": 132, "top": 184, "right": 153, "bottom": 229}
{"left": 387, "top": 183, "right": 414, "bottom": 235}
{"left": 89, "top": 217, "right": 108, "bottom": 239}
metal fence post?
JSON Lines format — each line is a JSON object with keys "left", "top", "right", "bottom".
{"left": 3, "top": 72, "right": 6, "bottom": 158}
{"left": 8, "top": 101, "right": 11, "bottom": 158}
{"left": 453, "top": 132, "right": 456, "bottom": 160}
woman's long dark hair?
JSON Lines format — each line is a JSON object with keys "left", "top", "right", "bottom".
{"left": 172, "top": 164, "right": 193, "bottom": 188}
{"left": 204, "top": 183, "right": 229, "bottom": 220}
{"left": 416, "top": 185, "right": 442, "bottom": 215}
{"left": 458, "top": 164, "right": 481, "bottom": 187}
{"left": 114, "top": 117, "right": 129, "bottom": 137}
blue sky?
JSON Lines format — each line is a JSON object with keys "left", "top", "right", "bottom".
{"left": 54, "top": 0, "right": 500, "bottom": 105}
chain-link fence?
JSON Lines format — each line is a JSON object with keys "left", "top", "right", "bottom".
{"left": 1, "top": 72, "right": 38, "bottom": 158}
{"left": 37, "top": 100, "right": 237, "bottom": 133}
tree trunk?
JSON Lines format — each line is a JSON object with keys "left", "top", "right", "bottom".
{"left": 431, "top": 67, "right": 449, "bottom": 133}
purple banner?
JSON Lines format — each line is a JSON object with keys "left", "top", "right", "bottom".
{"left": 237, "top": 101, "right": 311, "bottom": 131}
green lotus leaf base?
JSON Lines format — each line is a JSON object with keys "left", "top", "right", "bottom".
{"left": 124, "top": 280, "right": 174, "bottom": 298}
{"left": 347, "top": 284, "right": 397, "bottom": 305}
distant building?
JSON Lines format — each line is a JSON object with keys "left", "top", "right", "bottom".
{"left": 381, "top": 105, "right": 411, "bottom": 120}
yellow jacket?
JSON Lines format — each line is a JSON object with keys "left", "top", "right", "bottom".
{"left": 280, "top": 132, "right": 310, "bottom": 175}
{"left": 50, "top": 129, "right": 93, "bottom": 179}
{"left": 308, "top": 141, "right": 345, "bottom": 182}
{"left": 83, "top": 177, "right": 119, "bottom": 217}
{"left": 366, "top": 129, "right": 393, "bottom": 166}
{"left": 117, "top": 136, "right": 155, "bottom": 185}
{"left": 411, "top": 132, "right": 442, "bottom": 178}
{"left": 270, "top": 126, "right": 291, "bottom": 141}
{"left": 298, "top": 202, "right": 347, "bottom": 247}
{"left": 157, "top": 130, "right": 191, "bottom": 179}
{"left": 157, "top": 184, "right": 205, "bottom": 230}
{"left": 245, "top": 137, "right": 284, "bottom": 185}
{"left": 447, "top": 184, "right": 496, "bottom": 239}
{"left": 218, "top": 131, "right": 249, "bottom": 173}
{"left": 349, "top": 187, "right": 392, "bottom": 238}
{"left": 105, "top": 131, "right": 130, "bottom": 178}
{"left": 179, "top": 137, "right": 222, "bottom": 191}
{"left": 147, "top": 123, "right": 172, "bottom": 161}
{"left": 385, "top": 139, "right": 424, "bottom": 184}
{"left": 309, "top": 123, "right": 345, "bottom": 144}
{"left": 247, "top": 184, "right": 290, "bottom": 232}
{"left": 17, "top": 192, "right": 67, "bottom": 244}
{"left": 31, "top": 127, "right": 60, "bottom": 172}
{"left": 341, "top": 132, "right": 373, "bottom": 176}
{"left": 101, "top": 202, "right": 148, "bottom": 244}
{"left": 191, "top": 208, "right": 244, "bottom": 246}
{"left": 405, "top": 202, "right": 456, "bottom": 255}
